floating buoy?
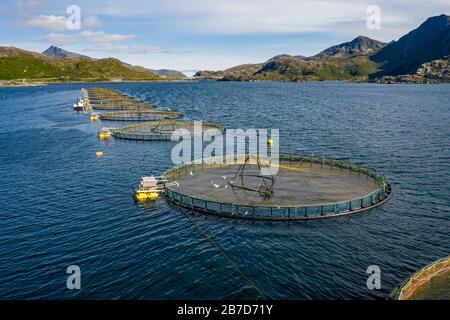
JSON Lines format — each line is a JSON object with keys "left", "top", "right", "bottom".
{"left": 96, "top": 151, "right": 103, "bottom": 157}
{"left": 90, "top": 113, "right": 100, "bottom": 121}
{"left": 267, "top": 139, "right": 273, "bottom": 146}
{"left": 135, "top": 191, "right": 159, "bottom": 202}
{"left": 98, "top": 127, "right": 111, "bottom": 140}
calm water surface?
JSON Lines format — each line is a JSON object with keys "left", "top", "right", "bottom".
{"left": 0, "top": 81, "right": 449, "bottom": 299}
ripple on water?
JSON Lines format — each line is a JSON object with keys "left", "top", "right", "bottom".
{"left": 0, "top": 82, "right": 449, "bottom": 299}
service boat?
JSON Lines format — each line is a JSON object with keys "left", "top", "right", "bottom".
{"left": 73, "top": 99, "right": 85, "bottom": 111}
{"left": 135, "top": 176, "right": 161, "bottom": 201}
{"left": 134, "top": 176, "right": 178, "bottom": 202}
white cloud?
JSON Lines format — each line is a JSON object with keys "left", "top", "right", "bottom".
{"left": 15, "top": 0, "right": 44, "bottom": 11}
{"left": 84, "top": 43, "right": 165, "bottom": 54}
{"left": 98, "top": 0, "right": 367, "bottom": 33}
{"left": 23, "top": 15, "right": 68, "bottom": 31}
{"left": 83, "top": 15, "right": 102, "bottom": 28}
{"left": 80, "top": 31, "right": 136, "bottom": 42}
{"left": 93, "top": 0, "right": 450, "bottom": 39}
{"left": 41, "top": 33, "right": 78, "bottom": 45}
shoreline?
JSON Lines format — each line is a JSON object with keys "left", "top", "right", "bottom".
{"left": 1, "top": 77, "right": 449, "bottom": 88}
{"left": 0, "top": 78, "right": 196, "bottom": 88}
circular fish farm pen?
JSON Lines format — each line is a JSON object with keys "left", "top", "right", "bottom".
{"left": 83, "top": 87, "right": 157, "bottom": 110}
{"left": 90, "top": 102, "right": 157, "bottom": 111}
{"left": 395, "top": 256, "right": 450, "bottom": 300}
{"left": 162, "top": 154, "right": 392, "bottom": 221}
{"left": 100, "top": 109, "right": 183, "bottom": 121}
{"left": 112, "top": 120, "right": 225, "bottom": 141}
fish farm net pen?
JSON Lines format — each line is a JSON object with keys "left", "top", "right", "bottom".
{"left": 83, "top": 88, "right": 158, "bottom": 110}
{"left": 90, "top": 103, "right": 157, "bottom": 111}
{"left": 169, "top": 200, "right": 269, "bottom": 300}
{"left": 100, "top": 109, "right": 183, "bottom": 121}
{"left": 395, "top": 255, "right": 450, "bottom": 300}
{"left": 162, "top": 153, "right": 392, "bottom": 221}
{"left": 112, "top": 120, "right": 225, "bottom": 141}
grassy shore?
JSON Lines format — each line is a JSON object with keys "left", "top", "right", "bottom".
{"left": 0, "top": 78, "right": 195, "bottom": 88}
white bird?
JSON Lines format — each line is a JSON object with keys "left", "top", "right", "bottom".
{"left": 213, "top": 184, "right": 220, "bottom": 188}
{"left": 190, "top": 171, "right": 193, "bottom": 176}
{"left": 222, "top": 176, "right": 227, "bottom": 180}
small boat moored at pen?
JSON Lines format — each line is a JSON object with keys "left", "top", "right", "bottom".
{"left": 90, "top": 112, "right": 100, "bottom": 121}
{"left": 73, "top": 99, "right": 85, "bottom": 111}
{"left": 98, "top": 127, "right": 112, "bottom": 139}
{"left": 134, "top": 176, "right": 178, "bottom": 202}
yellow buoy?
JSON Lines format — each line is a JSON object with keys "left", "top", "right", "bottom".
{"left": 98, "top": 133, "right": 111, "bottom": 139}
{"left": 135, "top": 192, "right": 159, "bottom": 202}
{"left": 267, "top": 139, "right": 273, "bottom": 146}
{"left": 90, "top": 114, "right": 99, "bottom": 121}
{"left": 98, "top": 128, "right": 111, "bottom": 140}
{"left": 96, "top": 151, "right": 103, "bottom": 157}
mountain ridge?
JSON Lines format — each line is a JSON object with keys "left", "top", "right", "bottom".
{"left": 370, "top": 14, "right": 450, "bottom": 77}
{"left": 195, "top": 14, "right": 450, "bottom": 83}
{"left": 194, "top": 36, "right": 383, "bottom": 82}
{"left": 1, "top": 14, "right": 449, "bottom": 83}
{"left": 42, "top": 46, "right": 90, "bottom": 60}
{"left": 311, "top": 36, "right": 387, "bottom": 59}
{"left": 0, "top": 46, "right": 186, "bottom": 82}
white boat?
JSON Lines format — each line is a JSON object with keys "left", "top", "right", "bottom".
{"left": 73, "top": 99, "right": 84, "bottom": 111}
{"left": 135, "top": 176, "right": 178, "bottom": 201}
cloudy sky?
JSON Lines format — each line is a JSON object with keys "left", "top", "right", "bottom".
{"left": 0, "top": 0, "right": 449, "bottom": 73}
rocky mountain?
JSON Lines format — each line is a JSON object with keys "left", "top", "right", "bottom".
{"left": 42, "top": 46, "right": 89, "bottom": 60}
{"left": 194, "top": 63, "right": 263, "bottom": 79}
{"left": 152, "top": 69, "right": 186, "bottom": 78}
{"left": 370, "top": 14, "right": 450, "bottom": 77}
{"left": 195, "top": 37, "right": 381, "bottom": 82}
{"left": 195, "top": 14, "right": 450, "bottom": 83}
{"left": 311, "top": 36, "right": 386, "bottom": 59}
{"left": 121, "top": 60, "right": 186, "bottom": 78}
{"left": 375, "top": 57, "right": 450, "bottom": 83}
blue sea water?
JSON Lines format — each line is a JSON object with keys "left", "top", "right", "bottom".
{"left": 0, "top": 81, "right": 449, "bottom": 299}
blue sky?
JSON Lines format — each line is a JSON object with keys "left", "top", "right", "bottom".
{"left": 1, "top": 0, "right": 449, "bottom": 74}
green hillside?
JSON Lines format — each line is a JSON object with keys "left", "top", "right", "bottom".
{"left": 215, "top": 55, "right": 380, "bottom": 82}
{"left": 0, "top": 47, "right": 164, "bottom": 82}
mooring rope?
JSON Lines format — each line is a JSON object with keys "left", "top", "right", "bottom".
{"left": 170, "top": 201, "right": 269, "bottom": 300}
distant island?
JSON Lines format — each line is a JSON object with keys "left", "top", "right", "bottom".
{"left": 195, "top": 14, "right": 450, "bottom": 84}
{"left": 0, "top": 46, "right": 187, "bottom": 87}
{"left": 1, "top": 14, "right": 449, "bottom": 86}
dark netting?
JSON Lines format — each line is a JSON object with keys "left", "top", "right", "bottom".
{"left": 395, "top": 255, "right": 450, "bottom": 300}
{"left": 84, "top": 87, "right": 157, "bottom": 110}
{"left": 112, "top": 119, "right": 225, "bottom": 141}
{"left": 100, "top": 109, "right": 183, "bottom": 121}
